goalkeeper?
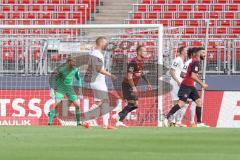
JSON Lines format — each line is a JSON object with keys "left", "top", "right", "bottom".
{"left": 48, "top": 57, "right": 89, "bottom": 128}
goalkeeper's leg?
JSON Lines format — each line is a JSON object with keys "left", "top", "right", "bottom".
{"left": 48, "top": 99, "right": 61, "bottom": 125}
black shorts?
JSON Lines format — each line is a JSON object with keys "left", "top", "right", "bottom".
{"left": 122, "top": 82, "right": 138, "bottom": 101}
{"left": 178, "top": 84, "right": 200, "bottom": 102}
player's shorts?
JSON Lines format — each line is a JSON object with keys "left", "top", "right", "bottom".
{"left": 122, "top": 82, "right": 138, "bottom": 101}
{"left": 178, "top": 84, "right": 200, "bottom": 102}
{"left": 170, "top": 81, "right": 180, "bottom": 101}
{"left": 90, "top": 81, "right": 109, "bottom": 101}
{"left": 55, "top": 84, "right": 77, "bottom": 102}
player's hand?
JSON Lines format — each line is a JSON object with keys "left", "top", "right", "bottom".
{"left": 132, "top": 86, "right": 138, "bottom": 95}
{"left": 147, "top": 85, "right": 152, "bottom": 91}
{"left": 110, "top": 74, "right": 117, "bottom": 80}
{"left": 202, "top": 83, "right": 208, "bottom": 90}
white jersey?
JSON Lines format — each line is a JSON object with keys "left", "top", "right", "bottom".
{"left": 89, "top": 49, "right": 106, "bottom": 84}
{"left": 170, "top": 56, "right": 185, "bottom": 85}
{"left": 182, "top": 58, "right": 192, "bottom": 74}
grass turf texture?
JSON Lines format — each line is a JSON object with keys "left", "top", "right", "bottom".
{"left": 0, "top": 127, "right": 239, "bottom": 160}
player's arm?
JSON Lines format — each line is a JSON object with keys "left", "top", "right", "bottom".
{"left": 96, "top": 65, "right": 116, "bottom": 79}
{"left": 127, "top": 62, "right": 138, "bottom": 93}
{"left": 191, "top": 62, "right": 208, "bottom": 90}
{"left": 170, "top": 60, "right": 181, "bottom": 86}
{"left": 141, "top": 73, "right": 152, "bottom": 90}
{"left": 75, "top": 70, "right": 82, "bottom": 88}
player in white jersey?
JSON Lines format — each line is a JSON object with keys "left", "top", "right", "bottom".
{"left": 86, "top": 37, "right": 117, "bottom": 129}
{"left": 169, "top": 46, "right": 188, "bottom": 127}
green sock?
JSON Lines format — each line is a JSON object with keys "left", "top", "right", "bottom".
{"left": 48, "top": 109, "right": 55, "bottom": 125}
{"left": 76, "top": 108, "right": 81, "bottom": 126}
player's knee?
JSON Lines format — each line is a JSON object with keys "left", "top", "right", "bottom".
{"left": 195, "top": 99, "right": 202, "bottom": 107}
{"left": 177, "top": 100, "right": 185, "bottom": 108}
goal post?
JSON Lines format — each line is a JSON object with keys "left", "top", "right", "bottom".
{"left": 0, "top": 24, "right": 166, "bottom": 127}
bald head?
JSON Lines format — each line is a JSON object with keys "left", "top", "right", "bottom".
{"left": 95, "top": 36, "right": 108, "bottom": 51}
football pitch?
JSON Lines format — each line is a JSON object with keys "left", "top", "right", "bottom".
{"left": 0, "top": 127, "right": 239, "bottom": 160}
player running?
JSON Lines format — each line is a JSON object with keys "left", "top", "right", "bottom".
{"left": 169, "top": 46, "right": 188, "bottom": 127}
{"left": 48, "top": 57, "right": 89, "bottom": 128}
{"left": 180, "top": 47, "right": 198, "bottom": 127}
{"left": 86, "top": 36, "right": 117, "bottom": 129}
{"left": 113, "top": 46, "right": 152, "bottom": 127}
{"left": 164, "top": 47, "right": 209, "bottom": 128}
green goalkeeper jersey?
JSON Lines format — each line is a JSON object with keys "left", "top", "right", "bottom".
{"left": 55, "top": 64, "right": 82, "bottom": 87}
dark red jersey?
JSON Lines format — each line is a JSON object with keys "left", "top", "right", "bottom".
{"left": 123, "top": 57, "right": 144, "bottom": 86}
{"left": 181, "top": 58, "right": 201, "bottom": 87}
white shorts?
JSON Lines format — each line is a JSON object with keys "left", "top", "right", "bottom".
{"left": 170, "top": 81, "right": 180, "bottom": 101}
{"left": 90, "top": 81, "right": 109, "bottom": 101}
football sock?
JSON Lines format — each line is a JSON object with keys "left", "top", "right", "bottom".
{"left": 48, "top": 109, "right": 55, "bottom": 125}
{"left": 119, "top": 103, "right": 136, "bottom": 122}
{"left": 196, "top": 106, "right": 202, "bottom": 123}
{"left": 166, "top": 104, "right": 181, "bottom": 119}
{"left": 190, "top": 102, "right": 196, "bottom": 123}
{"left": 76, "top": 107, "right": 81, "bottom": 125}
{"left": 176, "top": 104, "right": 188, "bottom": 124}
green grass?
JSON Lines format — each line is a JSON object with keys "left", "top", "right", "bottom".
{"left": 0, "top": 127, "right": 240, "bottom": 160}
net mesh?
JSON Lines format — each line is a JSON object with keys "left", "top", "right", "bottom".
{"left": 0, "top": 25, "right": 164, "bottom": 126}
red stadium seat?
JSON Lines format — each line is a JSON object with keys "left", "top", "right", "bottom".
{"left": 52, "top": 20, "right": 61, "bottom": 25}
{"left": 186, "top": 28, "right": 195, "bottom": 34}
{"left": 22, "top": 20, "right": 30, "bottom": 25}
{"left": 157, "top": 0, "right": 166, "bottom": 3}
{"left": 148, "top": 13, "right": 157, "bottom": 19}
{"left": 210, "top": 13, "right": 219, "bottom": 18}
{"left": 168, "top": 5, "right": 177, "bottom": 11}
{"left": 232, "top": 28, "right": 240, "bottom": 34}
{"left": 23, "top": 0, "right": 30, "bottom": 3}
{"left": 202, "top": 0, "right": 211, "bottom": 3}
{"left": 153, "top": 5, "right": 161, "bottom": 11}
{"left": 190, "top": 21, "right": 199, "bottom": 26}
{"left": 63, "top": 6, "right": 71, "bottom": 11}
{"left": 172, "top": 0, "right": 180, "bottom": 3}
{"left": 213, "top": 5, "right": 223, "bottom": 11}
{"left": 198, "top": 5, "right": 207, "bottom": 11}
{"left": 217, "top": 28, "right": 226, "bottom": 34}
{"left": 218, "top": 0, "right": 227, "bottom": 3}
{"left": 36, "top": 0, "right": 45, "bottom": 3}
{"left": 225, "top": 12, "right": 234, "bottom": 19}
{"left": 163, "top": 13, "right": 172, "bottom": 19}
{"left": 17, "top": 5, "right": 25, "bottom": 11}
{"left": 229, "top": 5, "right": 238, "bottom": 11}
{"left": 187, "top": 0, "right": 196, "bottom": 3}
{"left": 183, "top": 5, "right": 192, "bottom": 11}
{"left": 179, "top": 13, "right": 188, "bottom": 19}
{"left": 175, "top": 20, "right": 183, "bottom": 26}
{"left": 159, "top": 20, "right": 168, "bottom": 26}
{"left": 47, "top": 5, "right": 55, "bottom": 11}
{"left": 27, "top": 13, "right": 35, "bottom": 19}
{"left": 134, "top": 13, "right": 142, "bottom": 19}
{"left": 52, "top": 0, "right": 60, "bottom": 4}
{"left": 221, "top": 20, "right": 230, "bottom": 26}
{"left": 13, "top": 13, "right": 21, "bottom": 18}
{"left": 194, "top": 13, "right": 203, "bottom": 19}
{"left": 3, "top": 6, "right": 10, "bottom": 11}
{"left": 32, "top": 6, "right": 40, "bottom": 11}
{"left": 138, "top": 5, "right": 147, "bottom": 11}
{"left": 68, "top": 0, "right": 76, "bottom": 4}
{"left": 43, "top": 13, "right": 51, "bottom": 19}
{"left": 0, "top": 13, "right": 5, "bottom": 19}
{"left": 57, "top": 13, "right": 66, "bottom": 19}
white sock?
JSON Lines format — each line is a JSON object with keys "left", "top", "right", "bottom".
{"left": 101, "top": 102, "right": 110, "bottom": 127}
{"left": 190, "top": 102, "right": 196, "bottom": 124}
{"left": 176, "top": 104, "right": 188, "bottom": 124}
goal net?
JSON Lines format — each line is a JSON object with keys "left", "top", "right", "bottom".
{"left": 0, "top": 24, "right": 176, "bottom": 127}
